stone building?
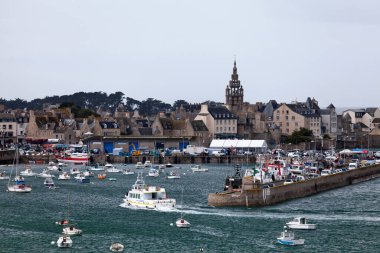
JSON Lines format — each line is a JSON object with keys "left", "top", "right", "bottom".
{"left": 273, "top": 98, "right": 322, "bottom": 137}
{"left": 195, "top": 104, "right": 238, "bottom": 139}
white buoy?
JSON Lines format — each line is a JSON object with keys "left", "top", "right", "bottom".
{"left": 51, "top": 241, "right": 55, "bottom": 245}
{"left": 170, "top": 223, "right": 174, "bottom": 226}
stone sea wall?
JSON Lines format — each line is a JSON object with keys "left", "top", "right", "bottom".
{"left": 208, "top": 163, "right": 380, "bottom": 207}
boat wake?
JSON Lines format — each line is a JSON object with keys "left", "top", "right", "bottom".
{"left": 159, "top": 205, "right": 380, "bottom": 223}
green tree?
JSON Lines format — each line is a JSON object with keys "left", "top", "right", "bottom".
{"left": 285, "top": 127, "right": 313, "bottom": 144}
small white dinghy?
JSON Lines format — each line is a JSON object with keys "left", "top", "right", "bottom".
{"left": 57, "top": 235, "right": 73, "bottom": 248}
{"left": 110, "top": 243, "right": 124, "bottom": 252}
{"left": 286, "top": 217, "right": 316, "bottom": 230}
{"left": 63, "top": 225, "right": 82, "bottom": 236}
{"left": 176, "top": 218, "right": 191, "bottom": 228}
{"left": 277, "top": 226, "right": 304, "bottom": 246}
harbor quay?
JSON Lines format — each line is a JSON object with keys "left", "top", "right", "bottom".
{"left": 0, "top": 149, "right": 16, "bottom": 164}
{"left": 12, "top": 153, "right": 257, "bottom": 166}
{"left": 208, "top": 162, "right": 380, "bottom": 207}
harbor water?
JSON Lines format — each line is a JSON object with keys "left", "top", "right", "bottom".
{"left": 0, "top": 163, "right": 379, "bottom": 252}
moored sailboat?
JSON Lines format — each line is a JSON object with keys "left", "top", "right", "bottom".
{"left": 176, "top": 189, "right": 190, "bottom": 228}
{"left": 7, "top": 148, "right": 32, "bottom": 193}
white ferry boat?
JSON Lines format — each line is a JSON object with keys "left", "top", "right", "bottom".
{"left": 123, "top": 172, "right": 176, "bottom": 210}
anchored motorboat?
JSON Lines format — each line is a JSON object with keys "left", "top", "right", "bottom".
{"left": 110, "top": 243, "right": 124, "bottom": 252}
{"left": 190, "top": 164, "right": 208, "bottom": 172}
{"left": 277, "top": 226, "right": 305, "bottom": 246}
{"left": 123, "top": 172, "right": 176, "bottom": 210}
{"left": 286, "top": 217, "right": 316, "bottom": 230}
{"left": 56, "top": 235, "right": 73, "bottom": 248}
{"left": 104, "top": 163, "right": 121, "bottom": 173}
{"left": 58, "top": 172, "right": 71, "bottom": 180}
{"left": 63, "top": 225, "right": 82, "bottom": 236}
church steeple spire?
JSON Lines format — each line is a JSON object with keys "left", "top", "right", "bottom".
{"left": 225, "top": 60, "right": 244, "bottom": 111}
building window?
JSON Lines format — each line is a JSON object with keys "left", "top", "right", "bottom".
{"left": 292, "top": 116, "right": 295, "bottom": 120}
{"left": 8, "top": 125, "right": 12, "bottom": 129}
{"left": 228, "top": 127, "right": 231, "bottom": 131}
{"left": 285, "top": 116, "right": 288, "bottom": 120}
{"left": 286, "top": 122, "right": 289, "bottom": 126}
{"left": 295, "top": 122, "right": 298, "bottom": 127}
{"left": 276, "top": 116, "right": 280, "bottom": 120}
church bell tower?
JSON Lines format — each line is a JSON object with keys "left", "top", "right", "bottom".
{"left": 225, "top": 60, "right": 244, "bottom": 112}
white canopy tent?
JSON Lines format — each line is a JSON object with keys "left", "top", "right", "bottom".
{"left": 209, "top": 139, "right": 268, "bottom": 153}
{"left": 339, "top": 149, "right": 353, "bottom": 155}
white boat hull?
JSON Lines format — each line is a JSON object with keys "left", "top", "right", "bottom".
{"left": 286, "top": 223, "right": 316, "bottom": 230}
{"left": 277, "top": 238, "right": 305, "bottom": 245}
{"left": 57, "top": 236, "right": 73, "bottom": 248}
{"left": 106, "top": 169, "right": 121, "bottom": 173}
{"left": 176, "top": 218, "right": 191, "bottom": 228}
{"left": 192, "top": 169, "right": 209, "bottom": 172}
{"left": 20, "top": 172, "right": 37, "bottom": 177}
{"left": 8, "top": 185, "right": 32, "bottom": 193}
{"left": 58, "top": 175, "right": 71, "bottom": 180}
{"left": 167, "top": 176, "right": 180, "bottom": 179}
{"left": 124, "top": 198, "right": 176, "bottom": 210}
{"left": 110, "top": 243, "right": 124, "bottom": 252}
{"left": 63, "top": 227, "right": 82, "bottom": 236}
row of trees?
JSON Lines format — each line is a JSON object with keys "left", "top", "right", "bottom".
{"left": 0, "top": 92, "right": 194, "bottom": 117}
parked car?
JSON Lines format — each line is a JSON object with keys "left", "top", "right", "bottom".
{"left": 348, "top": 163, "right": 358, "bottom": 170}
{"left": 283, "top": 179, "right": 294, "bottom": 185}
{"left": 321, "top": 169, "right": 332, "bottom": 176}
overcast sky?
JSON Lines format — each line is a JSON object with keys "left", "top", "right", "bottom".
{"left": 1, "top": 0, "right": 380, "bottom": 108}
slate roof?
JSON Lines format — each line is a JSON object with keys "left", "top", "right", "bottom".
{"left": 159, "top": 118, "right": 174, "bottom": 130}
{"left": 138, "top": 127, "right": 152, "bottom": 136}
{"left": 135, "top": 119, "right": 150, "bottom": 128}
{"left": 191, "top": 120, "right": 208, "bottom": 131}
{"left": 327, "top": 104, "right": 335, "bottom": 109}
{"left": 365, "top": 108, "right": 378, "bottom": 116}
{"left": 99, "top": 121, "right": 119, "bottom": 129}
{"left": 208, "top": 106, "right": 237, "bottom": 120}
{"left": 158, "top": 118, "right": 186, "bottom": 130}
{"left": 286, "top": 104, "right": 320, "bottom": 118}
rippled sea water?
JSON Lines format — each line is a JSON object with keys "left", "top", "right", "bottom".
{"left": 0, "top": 163, "right": 379, "bottom": 253}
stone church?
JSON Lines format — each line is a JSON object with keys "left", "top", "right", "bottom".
{"left": 224, "top": 61, "right": 266, "bottom": 139}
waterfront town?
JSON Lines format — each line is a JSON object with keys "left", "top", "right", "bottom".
{"left": 0, "top": 61, "right": 379, "bottom": 163}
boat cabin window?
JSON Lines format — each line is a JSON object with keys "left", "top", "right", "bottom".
{"left": 300, "top": 218, "right": 305, "bottom": 224}
{"left": 152, "top": 192, "right": 157, "bottom": 199}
